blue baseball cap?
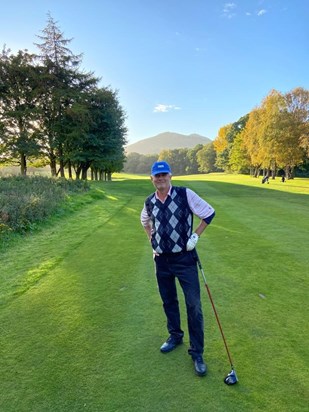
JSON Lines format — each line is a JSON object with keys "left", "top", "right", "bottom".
{"left": 151, "top": 161, "right": 172, "bottom": 176}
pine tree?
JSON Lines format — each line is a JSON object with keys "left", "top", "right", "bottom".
{"left": 34, "top": 13, "right": 97, "bottom": 177}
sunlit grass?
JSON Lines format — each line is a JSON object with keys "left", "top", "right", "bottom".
{"left": 0, "top": 173, "right": 308, "bottom": 411}
{"left": 112, "top": 172, "right": 150, "bottom": 180}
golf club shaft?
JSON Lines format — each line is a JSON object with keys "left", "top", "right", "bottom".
{"left": 195, "top": 251, "right": 234, "bottom": 369}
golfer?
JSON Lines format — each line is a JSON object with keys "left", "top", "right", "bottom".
{"left": 141, "top": 161, "right": 215, "bottom": 376}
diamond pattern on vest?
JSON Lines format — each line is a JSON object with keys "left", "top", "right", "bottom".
{"left": 145, "top": 187, "right": 193, "bottom": 253}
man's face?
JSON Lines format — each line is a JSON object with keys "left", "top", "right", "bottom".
{"left": 151, "top": 172, "right": 172, "bottom": 191}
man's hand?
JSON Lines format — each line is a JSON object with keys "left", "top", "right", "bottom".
{"left": 186, "top": 233, "right": 199, "bottom": 251}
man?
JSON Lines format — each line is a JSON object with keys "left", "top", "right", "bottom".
{"left": 140, "top": 161, "right": 215, "bottom": 376}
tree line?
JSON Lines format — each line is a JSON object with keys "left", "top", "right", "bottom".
{"left": 216, "top": 88, "right": 309, "bottom": 179}
{"left": 124, "top": 87, "right": 309, "bottom": 178}
{"left": 123, "top": 144, "right": 219, "bottom": 175}
{"left": 0, "top": 14, "right": 127, "bottom": 180}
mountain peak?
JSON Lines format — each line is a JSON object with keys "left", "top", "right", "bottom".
{"left": 126, "top": 132, "right": 211, "bottom": 155}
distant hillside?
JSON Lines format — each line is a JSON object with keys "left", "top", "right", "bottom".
{"left": 126, "top": 132, "right": 211, "bottom": 155}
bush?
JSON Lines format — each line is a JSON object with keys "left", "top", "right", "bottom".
{"left": 0, "top": 176, "right": 89, "bottom": 233}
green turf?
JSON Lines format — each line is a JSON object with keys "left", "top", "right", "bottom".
{"left": 0, "top": 174, "right": 308, "bottom": 411}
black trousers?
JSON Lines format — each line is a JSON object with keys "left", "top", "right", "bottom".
{"left": 154, "top": 250, "right": 204, "bottom": 359}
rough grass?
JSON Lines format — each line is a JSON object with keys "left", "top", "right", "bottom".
{"left": 0, "top": 176, "right": 89, "bottom": 235}
{"left": 0, "top": 174, "right": 308, "bottom": 411}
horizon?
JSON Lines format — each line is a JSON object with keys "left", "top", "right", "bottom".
{"left": 126, "top": 131, "right": 212, "bottom": 147}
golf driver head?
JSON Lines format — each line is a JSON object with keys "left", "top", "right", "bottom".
{"left": 224, "top": 369, "right": 238, "bottom": 385}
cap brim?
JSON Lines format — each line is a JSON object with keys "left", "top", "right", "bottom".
{"left": 152, "top": 170, "right": 171, "bottom": 175}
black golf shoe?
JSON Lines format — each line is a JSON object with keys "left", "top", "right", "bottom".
{"left": 160, "top": 336, "right": 183, "bottom": 353}
{"left": 193, "top": 356, "right": 207, "bottom": 376}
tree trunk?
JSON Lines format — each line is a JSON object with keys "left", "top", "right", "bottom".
{"left": 264, "top": 168, "right": 271, "bottom": 178}
{"left": 271, "top": 161, "right": 276, "bottom": 179}
{"left": 58, "top": 144, "right": 65, "bottom": 177}
{"left": 59, "top": 158, "right": 65, "bottom": 178}
{"left": 271, "top": 168, "right": 276, "bottom": 179}
{"left": 254, "top": 167, "right": 261, "bottom": 178}
{"left": 50, "top": 151, "right": 57, "bottom": 177}
{"left": 290, "top": 166, "right": 295, "bottom": 179}
{"left": 20, "top": 153, "right": 27, "bottom": 176}
{"left": 68, "top": 159, "right": 73, "bottom": 179}
{"left": 81, "top": 166, "right": 88, "bottom": 180}
{"left": 76, "top": 166, "right": 82, "bottom": 180}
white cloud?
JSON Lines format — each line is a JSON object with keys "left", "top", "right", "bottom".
{"left": 223, "top": 2, "right": 236, "bottom": 11}
{"left": 223, "top": 2, "right": 237, "bottom": 18}
{"left": 153, "top": 104, "right": 181, "bottom": 113}
{"left": 195, "top": 47, "right": 207, "bottom": 53}
{"left": 257, "top": 9, "right": 266, "bottom": 16}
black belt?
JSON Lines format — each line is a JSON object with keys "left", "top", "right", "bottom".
{"left": 160, "top": 250, "right": 188, "bottom": 256}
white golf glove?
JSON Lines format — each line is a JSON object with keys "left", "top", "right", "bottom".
{"left": 186, "top": 233, "right": 199, "bottom": 251}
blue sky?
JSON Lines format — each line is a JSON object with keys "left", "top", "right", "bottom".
{"left": 1, "top": 0, "right": 308, "bottom": 144}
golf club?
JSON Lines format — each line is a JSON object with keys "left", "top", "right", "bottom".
{"left": 195, "top": 250, "right": 238, "bottom": 385}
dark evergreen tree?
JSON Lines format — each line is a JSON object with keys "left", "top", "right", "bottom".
{"left": 0, "top": 48, "right": 40, "bottom": 175}
{"left": 69, "top": 87, "right": 127, "bottom": 180}
{"left": 34, "top": 13, "right": 98, "bottom": 177}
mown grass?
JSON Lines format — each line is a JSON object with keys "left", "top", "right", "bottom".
{"left": 0, "top": 174, "right": 308, "bottom": 411}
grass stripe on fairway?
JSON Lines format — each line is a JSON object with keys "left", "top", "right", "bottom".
{"left": 0, "top": 174, "right": 308, "bottom": 411}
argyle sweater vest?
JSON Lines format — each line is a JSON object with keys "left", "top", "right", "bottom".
{"left": 145, "top": 186, "right": 193, "bottom": 253}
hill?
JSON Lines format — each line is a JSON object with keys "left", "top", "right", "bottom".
{"left": 125, "top": 132, "right": 211, "bottom": 155}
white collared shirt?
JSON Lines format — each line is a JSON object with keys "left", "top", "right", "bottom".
{"left": 141, "top": 185, "right": 215, "bottom": 227}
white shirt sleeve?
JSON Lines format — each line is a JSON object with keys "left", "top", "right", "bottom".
{"left": 186, "top": 188, "right": 215, "bottom": 220}
{"left": 141, "top": 204, "right": 151, "bottom": 227}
